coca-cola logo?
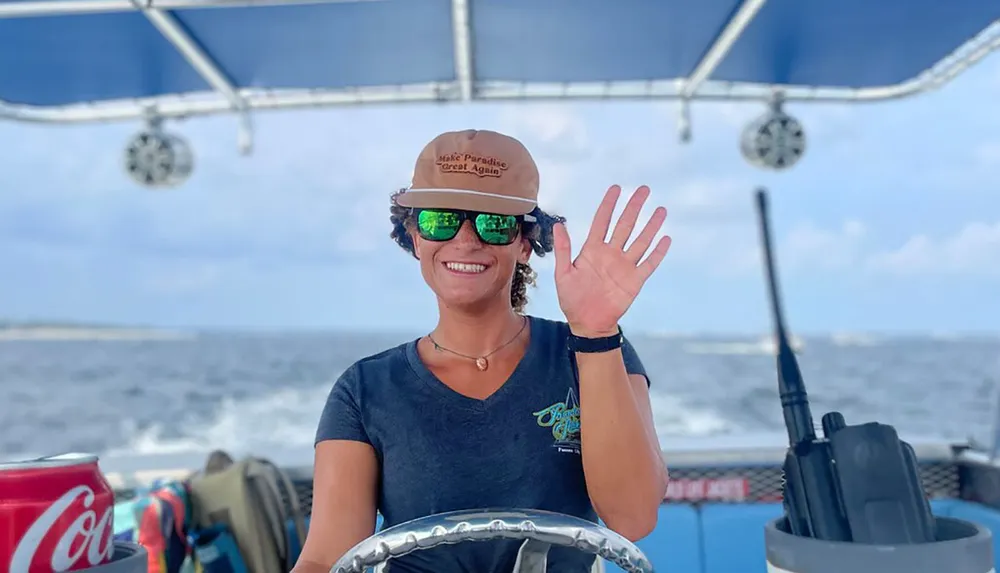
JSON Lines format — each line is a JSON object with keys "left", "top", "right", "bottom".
{"left": 9, "top": 484, "right": 115, "bottom": 573}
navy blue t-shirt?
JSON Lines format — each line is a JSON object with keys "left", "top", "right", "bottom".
{"left": 315, "top": 315, "right": 648, "bottom": 573}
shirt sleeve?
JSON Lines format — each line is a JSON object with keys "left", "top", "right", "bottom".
{"left": 621, "top": 333, "right": 650, "bottom": 388}
{"left": 315, "top": 365, "right": 372, "bottom": 446}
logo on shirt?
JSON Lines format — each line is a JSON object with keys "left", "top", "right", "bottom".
{"left": 532, "top": 387, "right": 581, "bottom": 454}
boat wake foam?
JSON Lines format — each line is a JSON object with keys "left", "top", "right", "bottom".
{"left": 103, "top": 385, "right": 739, "bottom": 457}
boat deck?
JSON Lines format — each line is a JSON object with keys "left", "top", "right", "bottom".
{"left": 98, "top": 432, "right": 1000, "bottom": 572}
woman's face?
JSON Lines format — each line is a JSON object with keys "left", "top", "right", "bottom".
{"left": 411, "top": 215, "right": 532, "bottom": 311}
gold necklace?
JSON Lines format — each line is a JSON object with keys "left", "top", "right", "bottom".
{"left": 426, "top": 317, "right": 529, "bottom": 371}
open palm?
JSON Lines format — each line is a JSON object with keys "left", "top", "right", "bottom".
{"left": 553, "top": 185, "right": 672, "bottom": 336}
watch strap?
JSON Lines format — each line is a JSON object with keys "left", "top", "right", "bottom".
{"left": 567, "top": 326, "right": 624, "bottom": 353}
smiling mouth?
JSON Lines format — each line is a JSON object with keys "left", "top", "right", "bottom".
{"left": 443, "top": 262, "right": 488, "bottom": 274}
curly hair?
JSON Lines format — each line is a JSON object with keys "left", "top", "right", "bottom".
{"left": 389, "top": 189, "right": 565, "bottom": 313}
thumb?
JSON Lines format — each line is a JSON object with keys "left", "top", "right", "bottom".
{"left": 553, "top": 222, "right": 573, "bottom": 277}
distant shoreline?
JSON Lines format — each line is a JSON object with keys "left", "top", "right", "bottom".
{"left": 0, "top": 322, "right": 994, "bottom": 341}
{"left": 0, "top": 326, "right": 194, "bottom": 341}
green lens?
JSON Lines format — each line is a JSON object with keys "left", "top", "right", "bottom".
{"left": 475, "top": 213, "right": 519, "bottom": 245}
{"left": 417, "top": 210, "right": 462, "bottom": 241}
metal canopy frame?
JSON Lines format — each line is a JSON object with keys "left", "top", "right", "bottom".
{"left": 1, "top": 0, "right": 999, "bottom": 128}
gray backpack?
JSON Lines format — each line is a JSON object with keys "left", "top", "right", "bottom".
{"left": 187, "top": 456, "right": 307, "bottom": 573}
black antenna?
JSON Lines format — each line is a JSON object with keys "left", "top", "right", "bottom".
{"left": 755, "top": 187, "right": 934, "bottom": 544}
{"left": 754, "top": 188, "right": 815, "bottom": 446}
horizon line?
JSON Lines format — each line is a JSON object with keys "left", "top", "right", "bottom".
{"left": 1, "top": 320, "right": 997, "bottom": 340}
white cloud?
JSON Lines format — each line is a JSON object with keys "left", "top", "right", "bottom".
{"left": 533, "top": 158, "right": 579, "bottom": 212}
{"left": 497, "top": 104, "right": 589, "bottom": 153}
{"left": 494, "top": 104, "right": 592, "bottom": 211}
{"left": 4, "top": 73, "right": 999, "bottom": 330}
{"left": 665, "top": 215, "right": 1000, "bottom": 281}
{"left": 867, "top": 221, "right": 1000, "bottom": 277}
{"left": 665, "top": 178, "right": 749, "bottom": 221}
{"left": 539, "top": 175, "right": 756, "bottom": 275}
{"left": 137, "top": 259, "right": 225, "bottom": 295}
{"left": 495, "top": 106, "right": 760, "bottom": 268}
{"left": 668, "top": 217, "right": 870, "bottom": 278}
{"left": 694, "top": 216, "right": 1000, "bottom": 280}
{"left": 974, "top": 142, "right": 1000, "bottom": 168}
{"left": 635, "top": 177, "right": 760, "bottom": 275}
{"left": 782, "top": 219, "right": 867, "bottom": 270}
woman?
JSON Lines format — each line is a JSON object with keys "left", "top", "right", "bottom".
{"left": 294, "top": 129, "right": 671, "bottom": 573}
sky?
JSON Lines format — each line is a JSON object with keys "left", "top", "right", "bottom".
{"left": 1, "top": 56, "right": 998, "bottom": 335}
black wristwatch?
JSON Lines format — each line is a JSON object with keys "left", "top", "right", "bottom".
{"left": 566, "top": 326, "right": 624, "bottom": 353}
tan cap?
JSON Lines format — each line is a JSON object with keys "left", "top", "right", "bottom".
{"left": 395, "top": 129, "right": 539, "bottom": 216}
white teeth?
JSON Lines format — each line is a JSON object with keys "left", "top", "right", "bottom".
{"left": 445, "top": 262, "right": 487, "bottom": 273}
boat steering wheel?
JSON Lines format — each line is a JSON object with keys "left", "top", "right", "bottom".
{"left": 330, "top": 509, "right": 654, "bottom": 573}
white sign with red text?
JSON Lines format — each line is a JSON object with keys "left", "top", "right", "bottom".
{"left": 664, "top": 477, "right": 749, "bottom": 502}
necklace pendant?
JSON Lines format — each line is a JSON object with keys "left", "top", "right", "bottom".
{"left": 475, "top": 357, "right": 489, "bottom": 371}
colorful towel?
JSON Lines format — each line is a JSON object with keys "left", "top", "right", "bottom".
{"left": 115, "top": 481, "right": 193, "bottom": 573}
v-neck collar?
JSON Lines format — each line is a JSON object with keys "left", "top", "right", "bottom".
{"left": 404, "top": 315, "right": 540, "bottom": 412}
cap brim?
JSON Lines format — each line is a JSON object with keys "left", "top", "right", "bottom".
{"left": 395, "top": 188, "right": 535, "bottom": 216}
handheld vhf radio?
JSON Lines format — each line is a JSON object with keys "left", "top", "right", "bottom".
{"left": 754, "top": 187, "right": 937, "bottom": 544}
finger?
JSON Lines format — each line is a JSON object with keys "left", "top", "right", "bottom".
{"left": 553, "top": 222, "right": 574, "bottom": 277}
{"left": 637, "top": 235, "right": 672, "bottom": 282}
{"left": 585, "top": 185, "right": 621, "bottom": 246}
{"left": 625, "top": 206, "right": 667, "bottom": 264}
{"left": 609, "top": 185, "right": 651, "bottom": 250}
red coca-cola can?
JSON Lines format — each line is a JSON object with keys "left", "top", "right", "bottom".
{"left": 0, "top": 453, "right": 116, "bottom": 573}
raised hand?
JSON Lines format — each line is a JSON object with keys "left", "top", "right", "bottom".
{"left": 552, "top": 185, "right": 671, "bottom": 337}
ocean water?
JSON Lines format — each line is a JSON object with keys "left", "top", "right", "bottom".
{"left": 1, "top": 331, "right": 998, "bottom": 459}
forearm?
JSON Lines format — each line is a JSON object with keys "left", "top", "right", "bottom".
{"left": 576, "top": 339, "right": 668, "bottom": 541}
{"left": 292, "top": 561, "right": 335, "bottom": 573}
